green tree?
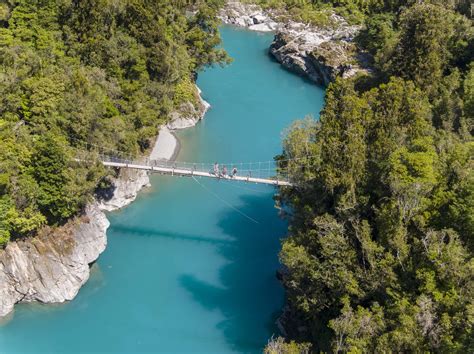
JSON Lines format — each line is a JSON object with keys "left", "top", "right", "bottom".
{"left": 278, "top": 75, "right": 473, "bottom": 351}
{"left": 30, "top": 134, "right": 80, "bottom": 223}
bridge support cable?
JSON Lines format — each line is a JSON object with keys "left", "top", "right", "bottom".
{"left": 191, "top": 177, "right": 260, "bottom": 224}
{"left": 73, "top": 148, "right": 299, "bottom": 186}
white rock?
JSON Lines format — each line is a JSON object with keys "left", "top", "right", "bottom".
{"left": 243, "top": 16, "right": 254, "bottom": 26}
{"left": 235, "top": 17, "right": 247, "bottom": 27}
{"left": 97, "top": 168, "right": 150, "bottom": 212}
{"left": 0, "top": 204, "right": 109, "bottom": 318}
{"left": 252, "top": 14, "right": 266, "bottom": 24}
{"left": 248, "top": 23, "right": 274, "bottom": 32}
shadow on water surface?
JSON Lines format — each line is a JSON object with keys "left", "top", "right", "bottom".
{"left": 179, "top": 192, "right": 286, "bottom": 352}
{"left": 265, "top": 51, "right": 326, "bottom": 88}
{"left": 109, "top": 224, "right": 233, "bottom": 246}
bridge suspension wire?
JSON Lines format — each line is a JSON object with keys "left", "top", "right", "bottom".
{"left": 220, "top": 179, "right": 272, "bottom": 194}
{"left": 69, "top": 136, "right": 317, "bottom": 169}
{"left": 71, "top": 140, "right": 319, "bottom": 186}
{"left": 191, "top": 176, "right": 260, "bottom": 224}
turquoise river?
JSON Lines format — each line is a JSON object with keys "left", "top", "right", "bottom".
{"left": 0, "top": 26, "right": 325, "bottom": 353}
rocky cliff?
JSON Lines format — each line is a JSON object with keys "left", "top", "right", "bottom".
{"left": 98, "top": 168, "right": 150, "bottom": 212}
{"left": 0, "top": 166, "right": 150, "bottom": 318}
{"left": 220, "top": 1, "right": 368, "bottom": 85}
{"left": 0, "top": 204, "right": 108, "bottom": 317}
{"left": 269, "top": 20, "right": 365, "bottom": 86}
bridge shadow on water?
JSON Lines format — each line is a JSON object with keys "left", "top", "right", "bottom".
{"left": 108, "top": 225, "right": 233, "bottom": 246}
{"left": 178, "top": 192, "right": 286, "bottom": 352}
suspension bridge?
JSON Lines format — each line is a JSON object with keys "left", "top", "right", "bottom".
{"left": 99, "top": 156, "right": 292, "bottom": 186}
{"left": 73, "top": 145, "right": 298, "bottom": 186}
{"left": 70, "top": 135, "right": 316, "bottom": 187}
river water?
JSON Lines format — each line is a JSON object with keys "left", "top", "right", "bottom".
{"left": 0, "top": 26, "right": 325, "bottom": 353}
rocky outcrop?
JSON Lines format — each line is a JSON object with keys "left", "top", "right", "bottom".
{"left": 167, "top": 86, "right": 210, "bottom": 130}
{"left": 269, "top": 20, "right": 364, "bottom": 86}
{"left": 220, "top": 1, "right": 369, "bottom": 85}
{"left": 0, "top": 172, "right": 147, "bottom": 318}
{"left": 97, "top": 168, "right": 150, "bottom": 212}
{"left": 218, "top": 1, "right": 279, "bottom": 32}
{"left": 0, "top": 204, "right": 108, "bottom": 317}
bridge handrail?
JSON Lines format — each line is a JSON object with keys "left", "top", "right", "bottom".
{"left": 74, "top": 151, "right": 291, "bottom": 184}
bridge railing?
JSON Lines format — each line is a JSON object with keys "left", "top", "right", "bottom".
{"left": 93, "top": 154, "right": 290, "bottom": 182}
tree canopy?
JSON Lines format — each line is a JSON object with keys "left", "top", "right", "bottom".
{"left": 277, "top": 1, "right": 473, "bottom": 352}
{"left": 0, "top": 0, "right": 229, "bottom": 246}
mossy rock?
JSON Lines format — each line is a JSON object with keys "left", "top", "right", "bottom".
{"left": 310, "top": 41, "right": 356, "bottom": 68}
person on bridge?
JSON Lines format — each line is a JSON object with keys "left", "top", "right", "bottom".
{"left": 231, "top": 167, "right": 238, "bottom": 178}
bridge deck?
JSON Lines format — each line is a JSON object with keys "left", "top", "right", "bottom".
{"left": 102, "top": 161, "right": 291, "bottom": 186}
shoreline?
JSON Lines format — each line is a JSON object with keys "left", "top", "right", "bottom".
{"left": 149, "top": 126, "right": 181, "bottom": 163}
{"left": 169, "top": 130, "right": 181, "bottom": 162}
{"left": 219, "top": 1, "right": 367, "bottom": 85}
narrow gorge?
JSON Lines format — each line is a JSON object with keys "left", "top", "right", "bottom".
{"left": 0, "top": 0, "right": 350, "bottom": 322}
{"left": 0, "top": 23, "right": 325, "bottom": 352}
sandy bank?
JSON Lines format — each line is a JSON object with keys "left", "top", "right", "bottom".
{"left": 150, "top": 126, "right": 180, "bottom": 162}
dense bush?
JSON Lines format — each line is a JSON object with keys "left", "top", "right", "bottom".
{"left": 276, "top": 1, "right": 473, "bottom": 352}
{"left": 0, "top": 0, "right": 229, "bottom": 246}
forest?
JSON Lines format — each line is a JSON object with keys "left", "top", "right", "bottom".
{"left": 0, "top": 0, "right": 472, "bottom": 352}
{"left": 275, "top": 0, "right": 474, "bottom": 352}
{"left": 0, "top": 0, "right": 229, "bottom": 246}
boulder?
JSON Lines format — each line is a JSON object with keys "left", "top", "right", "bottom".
{"left": 252, "top": 14, "right": 266, "bottom": 24}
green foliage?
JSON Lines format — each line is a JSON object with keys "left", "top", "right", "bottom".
{"left": 186, "top": 0, "right": 232, "bottom": 71}
{"left": 277, "top": 2, "right": 474, "bottom": 348}
{"left": 391, "top": 4, "right": 458, "bottom": 93}
{"left": 0, "top": 197, "right": 13, "bottom": 247}
{"left": 264, "top": 336, "right": 311, "bottom": 354}
{"left": 173, "top": 78, "right": 199, "bottom": 106}
{"left": 31, "top": 134, "right": 79, "bottom": 222}
{"left": 0, "top": 3, "right": 10, "bottom": 23}
{"left": 243, "top": 0, "right": 339, "bottom": 26}
{"left": 464, "top": 64, "right": 474, "bottom": 133}
{"left": 0, "top": 0, "right": 229, "bottom": 246}
{"left": 247, "top": 0, "right": 416, "bottom": 25}
{"left": 329, "top": 297, "right": 385, "bottom": 352}
{"left": 356, "top": 13, "right": 397, "bottom": 71}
